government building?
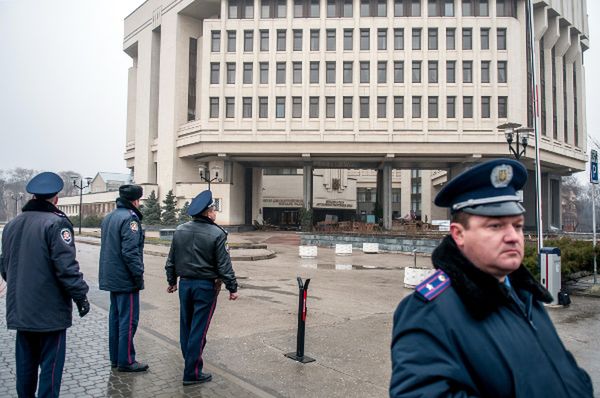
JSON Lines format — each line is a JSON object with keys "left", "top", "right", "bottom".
{"left": 116, "top": 0, "right": 589, "bottom": 229}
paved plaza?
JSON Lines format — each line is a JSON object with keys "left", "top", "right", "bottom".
{"left": 0, "top": 231, "right": 599, "bottom": 397}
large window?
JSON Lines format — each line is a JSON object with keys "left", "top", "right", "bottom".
{"left": 394, "top": 61, "right": 404, "bottom": 83}
{"left": 244, "top": 30, "right": 253, "bottom": 51}
{"left": 360, "top": 28, "right": 370, "bottom": 50}
{"left": 498, "top": 96, "right": 508, "bottom": 118}
{"left": 292, "top": 97, "right": 302, "bottom": 118}
{"left": 497, "top": 28, "right": 507, "bottom": 50}
{"left": 343, "top": 96, "right": 353, "bottom": 118}
{"left": 463, "top": 96, "right": 473, "bottom": 118}
{"left": 211, "top": 31, "right": 221, "bottom": 52}
{"left": 360, "top": 96, "right": 369, "bottom": 118}
{"left": 276, "top": 97, "right": 285, "bottom": 118}
{"left": 377, "top": 96, "right": 387, "bottom": 118}
{"left": 327, "top": 29, "right": 336, "bottom": 51}
{"left": 242, "top": 97, "right": 252, "bottom": 118}
{"left": 293, "top": 29, "right": 303, "bottom": 51}
{"left": 310, "top": 29, "right": 320, "bottom": 50}
{"left": 259, "top": 97, "right": 268, "bottom": 118}
{"left": 395, "top": 0, "right": 421, "bottom": 16}
{"left": 378, "top": 28, "right": 387, "bottom": 50}
{"left": 260, "top": 30, "right": 269, "bottom": 51}
{"left": 209, "top": 97, "right": 219, "bottom": 118}
{"left": 225, "top": 97, "right": 235, "bottom": 118}
{"left": 259, "top": 62, "right": 269, "bottom": 83}
{"left": 309, "top": 97, "right": 319, "bottom": 118}
{"left": 210, "top": 62, "right": 220, "bottom": 84}
{"left": 310, "top": 61, "right": 319, "bottom": 83}
{"left": 326, "top": 61, "right": 336, "bottom": 83}
{"left": 243, "top": 62, "right": 253, "bottom": 84}
{"left": 360, "top": 61, "right": 370, "bottom": 83}
{"left": 326, "top": 96, "right": 335, "bottom": 118}
{"left": 412, "top": 28, "right": 421, "bottom": 50}
{"left": 446, "top": 28, "right": 455, "bottom": 50}
{"left": 446, "top": 60, "right": 456, "bottom": 83}
{"left": 227, "top": 30, "right": 236, "bottom": 52}
{"left": 293, "top": 62, "right": 302, "bottom": 83}
{"left": 276, "top": 62, "right": 286, "bottom": 83}
{"left": 394, "top": 96, "right": 404, "bottom": 118}
{"left": 229, "top": 0, "right": 254, "bottom": 18}
{"left": 294, "top": 0, "right": 320, "bottom": 17}
{"left": 428, "top": 61, "right": 438, "bottom": 83}
{"left": 498, "top": 61, "right": 507, "bottom": 83}
{"left": 226, "top": 62, "right": 235, "bottom": 84}
{"left": 412, "top": 61, "right": 421, "bottom": 83}
{"left": 463, "top": 61, "right": 473, "bottom": 83}
{"left": 188, "top": 40, "right": 197, "bottom": 120}
{"left": 481, "top": 96, "right": 491, "bottom": 118}
{"left": 462, "top": 0, "right": 488, "bottom": 16}
{"left": 394, "top": 28, "right": 404, "bottom": 50}
{"left": 480, "top": 28, "right": 489, "bottom": 50}
{"left": 261, "top": 0, "right": 287, "bottom": 18}
{"left": 277, "top": 29, "right": 286, "bottom": 51}
{"left": 428, "top": 0, "right": 454, "bottom": 16}
{"left": 447, "top": 96, "right": 456, "bottom": 118}
{"left": 360, "top": 0, "right": 387, "bottom": 17}
{"left": 343, "top": 61, "right": 353, "bottom": 83}
{"left": 328, "top": 0, "right": 353, "bottom": 17}
{"left": 344, "top": 29, "right": 353, "bottom": 50}
{"left": 412, "top": 96, "right": 421, "bottom": 118}
{"left": 428, "top": 96, "right": 438, "bottom": 118}
{"left": 496, "top": 0, "right": 516, "bottom": 17}
{"left": 428, "top": 28, "right": 438, "bottom": 50}
{"left": 378, "top": 61, "right": 387, "bottom": 83}
{"left": 481, "top": 61, "right": 490, "bottom": 83}
{"left": 462, "top": 28, "right": 472, "bottom": 50}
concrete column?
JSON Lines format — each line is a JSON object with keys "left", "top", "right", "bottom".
{"left": 303, "top": 164, "right": 313, "bottom": 209}
{"left": 382, "top": 164, "right": 392, "bottom": 230}
{"left": 553, "top": 24, "right": 571, "bottom": 143}
{"left": 421, "top": 170, "right": 432, "bottom": 223}
{"left": 252, "top": 168, "right": 264, "bottom": 224}
{"left": 400, "top": 169, "right": 411, "bottom": 218}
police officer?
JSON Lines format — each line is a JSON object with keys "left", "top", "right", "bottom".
{"left": 165, "top": 190, "right": 239, "bottom": 385}
{"left": 99, "top": 184, "right": 148, "bottom": 372}
{"left": 390, "top": 158, "right": 593, "bottom": 397}
{"left": 0, "top": 172, "right": 90, "bottom": 398}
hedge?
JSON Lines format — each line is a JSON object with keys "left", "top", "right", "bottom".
{"left": 523, "top": 238, "right": 600, "bottom": 280}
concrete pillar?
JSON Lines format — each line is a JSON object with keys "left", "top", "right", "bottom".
{"left": 252, "top": 168, "right": 264, "bottom": 224}
{"left": 382, "top": 164, "right": 392, "bottom": 230}
{"left": 303, "top": 164, "right": 313, "bottom": 209}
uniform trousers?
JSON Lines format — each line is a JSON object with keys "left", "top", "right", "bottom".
{"left": 178, "top": 279, "right": 219, "bottom": 382}
{"left": 16, "top": 329, "right": 66, "bottom": 398}
{"left": 109, "top": 291, "right": 140, "bottom": 367}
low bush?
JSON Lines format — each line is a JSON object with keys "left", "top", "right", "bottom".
{"left": 522, "top": 238, "right": 599, "bottom": 280}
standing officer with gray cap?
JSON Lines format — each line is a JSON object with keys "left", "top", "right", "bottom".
{"left": 0, "top": 172, "right": 90, "bottom": 398}
{"left": 165, "top": 190, "right": 238, "bottom": 385}
{"left": 390, "top": 159, "right": 593, "bottom": 398}
{"left": 99, "top": 184, "right": 148, "bottom": 372}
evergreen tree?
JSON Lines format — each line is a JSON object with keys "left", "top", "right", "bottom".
{"left": 161, "top": 190, "right": 178, "bottom": 225}
{"left": 142, "top": 190, "right": 161, "bottom": 225}
{"left": 178, "top": 201, "right": 192, "bottom": 224}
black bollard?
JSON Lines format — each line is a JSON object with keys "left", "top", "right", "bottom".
{"left": 285, "top": 277, "right": 316, "bottom": 363}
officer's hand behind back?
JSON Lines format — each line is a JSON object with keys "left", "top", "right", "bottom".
{"left": 76, "top": 297, "right": 90, "bottom": 318}
{"left": 229, "top": 292, "right": 239, "bottom": 301}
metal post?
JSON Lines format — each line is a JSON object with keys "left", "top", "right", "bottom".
{"left": 78, "top": 187, "right": 83, "bottom": 235}
{"left": 526, "top": 0, "right": 544, "bottom": 253}
{"left": 285, "top": 277, "right": 315, "bottom": 363}
{"left": 593, "top": 184, "right": 597, "bottom": 284}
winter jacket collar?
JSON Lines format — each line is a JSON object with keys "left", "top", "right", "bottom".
{"left": 432, "top": 235, "right": 553, "bottom": 319}
{"left": 193, "top": 216, "right": 228, "bottom": 235}
{"left": 22, "top": 199, "right": 72, "bottom": 224}
{"left": 116, "top": 197, "right": 143, "bottom": 221}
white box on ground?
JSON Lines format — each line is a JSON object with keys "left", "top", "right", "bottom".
{"left": 404, "top": 267, "right": 436, "bottom": 289}
{"left": 362, "top": 242, "right": 379, "bottom": 253}
{"left": 335, "top": 244, "right": 353, "bottom": 255}
{"left": 540, "top": 247, "right": 561, "bottom": 305}
{"left": 432, "top": 220, "right": 450, "bottom": 232}
{"left": 299, "top": 245, "right": 318, "bottom": 258}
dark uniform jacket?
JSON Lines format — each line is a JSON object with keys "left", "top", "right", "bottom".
{"left": 0, "top": 199, "right": 89, "bottom": 332}
{"left": 390, "top": 236, "right": 593, "bottom": 398}
{"left": 99, "top": 198, "right": 144, "bottom": 292}
{"left": 165, "top": 217, "right": 238, "bottom": 293}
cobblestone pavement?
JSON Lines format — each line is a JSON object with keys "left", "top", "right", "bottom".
{"left": 0, "top": 297, "right": 269, "bottom": 398}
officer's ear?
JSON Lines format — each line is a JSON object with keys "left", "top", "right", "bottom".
{"left": 450, "top": 222, "right": 466, "bottom": 249}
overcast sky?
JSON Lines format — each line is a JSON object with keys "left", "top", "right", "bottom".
{"left": 0, "top": 0, "right": 598, "bottom": 178}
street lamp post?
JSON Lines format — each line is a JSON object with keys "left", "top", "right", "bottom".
{"left": 498, "top": 123, "right": 533, "bottom": 161}
{"left": 199, "top": 166, "right": 222, "bottom": 190}
{"left": 10, "top": 193, "right": 24, "bottom": 220}
{"left": 71, "top": 176, "right": 92, "bottom": 235}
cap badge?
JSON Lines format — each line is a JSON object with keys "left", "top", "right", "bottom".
{"left": 490, "top": 164, "right": 513, "bottom": 188}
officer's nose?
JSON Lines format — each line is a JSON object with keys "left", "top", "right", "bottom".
{"left": 504, "top": 225, "right": 520, "bottom": 243}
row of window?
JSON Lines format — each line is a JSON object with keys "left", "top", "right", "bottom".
{"left": 210, "top": 26, "right": 507, "bottom": 53}
{"left": 208, "top": 95, "right": 509, "bottom": 119}
{"left": 230, "top": 0, "right": 516, "bottom": 19}
{"left": 209, "top": 59, "right": 508, "bottom": 85}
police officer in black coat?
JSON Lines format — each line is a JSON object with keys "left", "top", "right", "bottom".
{"left": 390, "top": 159, "right": 593, "bottom": 398}
{"left": 165, "top": 190, "right": 239, "bottom": 385}
{"left": 0, "top": 172, "right": 90, "bottom": 398}
{"left": 99, "top": 184, "right": 148, "bottom": 372}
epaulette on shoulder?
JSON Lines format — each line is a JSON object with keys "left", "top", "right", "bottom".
{"left": 129, "top": 210, "right": 138, "bottom": 218}
{"left": 53, "top": 211, "right": 66, "bottom": 218}
{"left": 415, "top": 270, "right": 451, "bottom": 302}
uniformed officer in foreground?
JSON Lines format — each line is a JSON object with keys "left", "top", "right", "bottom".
{"left": 165, "top": 190, "right": 239, "bottom": 385}
{"left": 390, "top": 158, "right": 593, "bottom": 398}
{"left": 0, "top": 172, "right": 90, "bottom": 398}
{"left": 99, "top": 184, "right": 148, "bottom": 372}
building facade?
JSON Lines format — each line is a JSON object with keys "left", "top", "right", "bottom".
{"left": 123, "top": 0, "right": 589, "bottom": 228}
